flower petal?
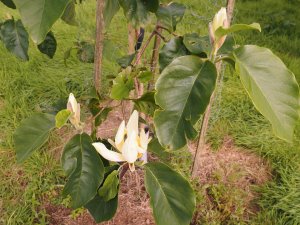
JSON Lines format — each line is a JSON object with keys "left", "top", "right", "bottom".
{"left": 121, "top": 132, "right": 138, "bottom": 163}
{"left": 139, "top": 129, "right": 150, "bottom": 151}
{"left": 115, "top": 120, "right": 125, "bottom": 150}
{"left": 140, "top": 153, "right": 148, "bottom": 164}
{"left": 67, "top": 93, "right": 77, "bottom": 113}
{"left": 108, "top": 139, "right": 116, "bottom": 148}
{"left": 126, "top": 110, "right": 139, "bottom": 137}
{"left": 212, "top": 7, "right": 227, "bottom": 33}
{"left": 92, "top": 143, "right": 125, "bottom": 162}
{"left": 75, "top": 103, "right": 81, "bottom": 123}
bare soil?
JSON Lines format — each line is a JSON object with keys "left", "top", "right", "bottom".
{"left": 44, "top": 171, "right": 154, "bottom": 225}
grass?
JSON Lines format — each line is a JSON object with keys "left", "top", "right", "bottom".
{"left": 0, "top": 0, "right": 300, "bottom": 224}
{"left": 206, "top": 0, "right": 300, "bottom": 224}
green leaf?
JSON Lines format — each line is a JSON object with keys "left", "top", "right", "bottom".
{"left": 215, "top": 23, "right": 261, "bottom": 39}
{"left": 119, "top": 0, "right": 158, "bottom": 27}
{"left": 144, "top": 162, "right": 196, "bottom": 225}
{"left": 0, "top": 19, "right": 29, "bottom": 60}
{"left": 61, "top": 0, "right": 77, "bottom": 26}
{"left": 217, "top": 35, "right": 235, "bottom": 55}
{"left": 37, "top": 31, "right": 57, "bottom": 58}
{"left": 62, "top": 133, "right": 105, "bottom": 208}
{"left": 14, "top": 0, "right": 71, "bottom": 44}
{"left": 154, "top": 56, "right": 217, "bottom": 150}
{"left": 233, "top": 45, "right": 300, "bottom": 142}
{"left": 55, "top": 109, "right": 71, "bottom": 128}
{"left": 98, "top": 170, "right": 119, "bottom": 202}
{"left": 14, "top": 113, "right": 55, "bottom": 163}
{"left": 116, "top": 52, "right": 136, "bottom": 68}
{"left": 104, "top": 0, "right": 120, "bottom": 28}
{"left": 183, "top": 33, "right": 211, "bottom": 57}
{"left": 159, "top": 37, "right": 189, "bottom": 72}
{"left": 138, "top": 71, "right": 153, "bottom": 83}
{"left": 77, "top": 42, "right": 94, "bottom": 63}
{"left": 85, "top": 194, "right": 118, "bottom": 223}
{"left": 111, "top": 74, "right": 134, "bottom": 100}
{"left": 133, "top": 91, "right": 158, "bottom": 116}
{"left": 144, "top": 0, "right": 159, "bottom": 13}
{"left": 88, "top": 99, "right": 112, "bottom": 127}
{"left": 156, "top": 3, "right": 186, "bottom": 32}
{"left": 148, "top": 138, "right": 171, "bottom": 161}
{"left": 0, "top": 0, "right": 16, "bottom": 9}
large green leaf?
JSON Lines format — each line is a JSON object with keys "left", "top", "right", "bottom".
{"left": 104, "top": 0, "right": 120, "bottom": 28}
{"left": 156, "top": 2, "right": 186, "bottom": 32}
{"left": 118, "top": 0, "right": 159, "bottom": 27}
{"left": 133, "top": 91, "right": 158, "bottom": 116}
{"left": 0, "top": 0, "right": 16, "bottom": 9}
{"left": 143, "top": 0, "right": 159, "bottom": 13}
{"left": 159, "top": 37, "right": 189, "bottom": 72}
{"left": 183, "top": 33, "right": 211, "bottom": 56}
{"left": 14, "top": 113, "right": 55, "bottom": 163}
{"left": 61, "top": 0, "right": 77, "bottom": 26}
{"left": 62, "top": 133, "right": 104, "bottom": 208}
{"left": 0, "top": 19, "right": 29, "bottom": 60}
{"left": 85, "top": 194, "right": 118, "bottom": 223}
{"left": 144, "top": 162, "right": 195, "bottom": 225}
{"left": 37, "top": 31, "right": 57, "bottom": 58}
{"left": 14, "top": 0, "right": 71, "bottom": 44}
{"left": 148, "top": 138, "right": 171, "bottom": 161}
{"left": 215, "top": 23, "right": 261, "bottom": 39}
{"left": 154, "top": 56, "right": 217, "bottom": 150}
{"left": 233, "top": 45, "right": 300, "bottom": 142}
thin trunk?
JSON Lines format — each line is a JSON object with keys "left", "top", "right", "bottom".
{"left": 148, "top": 24, "right": 162, "bottom": 90}
{"left": 93, "top": 0, "right": 105, "bottom": 92}
{"left": 128, "top": 24, "right": 136, "bottom": 54}
{"left": 191, "top": 0, "right": 235, "bottom": 177}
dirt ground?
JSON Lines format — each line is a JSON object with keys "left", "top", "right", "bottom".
{"left": 43, "top": 105, "right": 272, "bottom": 225}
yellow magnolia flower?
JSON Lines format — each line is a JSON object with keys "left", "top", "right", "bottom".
{"left": 210, "top": 7, "right": 229, "bottom": 54}
{"left": 92, "top": 110, "right": 151, "bottom": 171}
{"left": 67, "top": 93, "right": 82, "bottom": 130}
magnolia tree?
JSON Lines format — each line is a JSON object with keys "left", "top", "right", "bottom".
{"left": 8, "top": 0, "right": 300, "bottom": 224}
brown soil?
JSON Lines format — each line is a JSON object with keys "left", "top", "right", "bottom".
{"left": 191, "top": 137, "right": 272, "bottom": 222}
{"left": 44, "top": 170, "right": 154, "bottom": 225}
{"left": 192, "top": 137, "right": 271, "bottom": 186}
{"left": 44, "top": 105, "right": 271, "bottom": 225}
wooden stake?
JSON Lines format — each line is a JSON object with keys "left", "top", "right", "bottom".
{"left": 93, "top": 0, "right": 105, "bottom": 92}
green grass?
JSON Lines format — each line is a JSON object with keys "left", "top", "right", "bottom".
{"left": 1, "top": 0, "right": 300, "bottom": 224}
{"left": 206, "top": 0, "right": 300, "bottom": 224}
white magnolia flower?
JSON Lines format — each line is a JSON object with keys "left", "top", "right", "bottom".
{"left": 67, "top": 93, "right": 81, "bottom": 130}
{"left": 210, "top": 7, "right": 229, "bottom": 53}
{"left": 92, "top": 110, "right": 151, "bottom": 172}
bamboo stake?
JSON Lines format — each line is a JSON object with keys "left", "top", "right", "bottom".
{"left": 93, "top": 0, "right": 105, "bottom": 92}
{"left": 191, "top": 0, "right": 235, "bottom": 177}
